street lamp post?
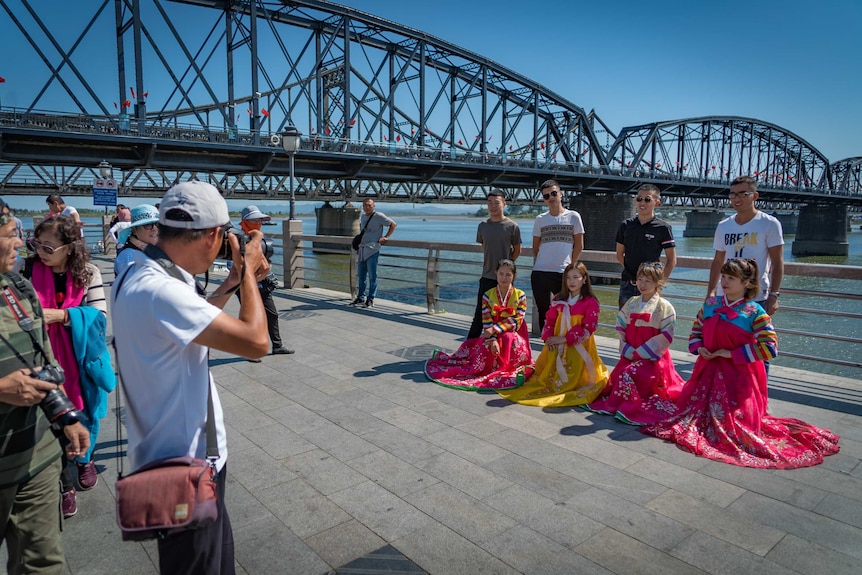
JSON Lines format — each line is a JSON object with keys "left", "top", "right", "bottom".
{"left": 98, "top": 160, "right": 113, "bottom": 214}
{"left": 281, "top": 127, "right": 302, "bottom": 220}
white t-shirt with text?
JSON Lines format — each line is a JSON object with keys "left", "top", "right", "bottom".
{"left": 713, "top": 210, "right": 784, "bottom": 301}
{"left": 532, "top": 209, "right": 585, "bottom": 273}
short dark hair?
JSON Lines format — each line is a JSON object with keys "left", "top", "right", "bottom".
{"left": 539, "top": 179, "right": 559, "bottom": 191}
{"left": 487, "top": 189, "right": 506, "bottom": 200}
{"left": 45, "top": 193, "right": 64, "bottom": 205}
{"left": 730, "top": 175, "right": 757, "bottom": 192}
{"left": 157, "top": 224, "right": 209, "bottom": 244}
{"left": 637, "top": 184, "right": 660, "bottom": 197}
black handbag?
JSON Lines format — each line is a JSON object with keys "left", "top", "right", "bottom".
{"left": 352, "top": 211, "right": 375, "bottom": 251}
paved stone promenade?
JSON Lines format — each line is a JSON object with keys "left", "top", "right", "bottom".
{"left": 19, "top": 284, "right": 862, "bottom": 574}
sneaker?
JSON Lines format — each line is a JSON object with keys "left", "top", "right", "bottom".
{"left": 271, "top": 346, "right": 295, "bottom": 355}
{"left": 62, "top": 490, "right": 77, "bottom": 518}
{"left": 246, "top": 357, "right": 262, "bottom": 363}
{"left": 364, "top": 298, "right": 374, "bottom": 308}
{"left": 77, "top": 461, "right": 99, "bottom": 490}
{"left": 350, "top": 297, "right": 364, "bottom": 306}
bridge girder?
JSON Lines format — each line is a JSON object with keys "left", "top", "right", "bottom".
{"left": 0, "top": 1, "right": 859, "bottom": 208}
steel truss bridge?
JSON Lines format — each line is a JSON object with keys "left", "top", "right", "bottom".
{"left": 1, "top": 0, "right": 860, "bottom": 211}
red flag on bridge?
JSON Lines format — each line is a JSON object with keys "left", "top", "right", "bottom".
{"left": 113, "top": 102, "right": 118, "bottom": 109}
{"left": 0, "top": 76, "right": 5, "bottom": 83}
{"left": 122, "top": 100, "right": 131, "bottom": 108}
{"left": 261, "top": 108, "right": 270, "bottom": 117}
{"left": 142, "top": 91, "right": 148, "bottom": 99}
{"left": 130, "top": 87, "right": 135, "bottom": 98}
{"left": 350, "top": 118, "right": 356, "bottom": 126}
{"left": 396, "top": 135, "right": 401, "bottom": 142}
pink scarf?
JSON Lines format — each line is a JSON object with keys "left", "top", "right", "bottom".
{"left": 30, "top": 260, "right": 87, "bottom": 410}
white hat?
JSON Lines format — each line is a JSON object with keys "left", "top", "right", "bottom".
{"left": 118, "top": 204, "right": 159, "bottom": 244}
{"left": 159, "top": 181, "right": 230, "bottom": 229}
{"left": 241, "top": 205, "right": 271, "bottom": 221}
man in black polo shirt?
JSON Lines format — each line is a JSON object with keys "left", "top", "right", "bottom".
{"left": 615, "top": 184, "right": 676, "bottom": 308}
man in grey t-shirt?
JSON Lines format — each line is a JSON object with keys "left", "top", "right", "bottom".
{"left": 351, "top": 198, "right": 397, "bottom": 308}
{"left": 467, "top": 189, "right": 522, "bottom": 338}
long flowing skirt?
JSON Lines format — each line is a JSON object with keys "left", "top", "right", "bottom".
{"left": 642, "top": 316, "right": 840, "bottom": 468}
{"left": 497, "top": 315, "right": 608, "bottom": 406}
{"left": 424, "top": 327, "right": 532, "bottom": 391}
{"left": 587, "top": 324, "right": 685, "bottom": 425}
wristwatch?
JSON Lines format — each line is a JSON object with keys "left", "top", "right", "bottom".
{"left": 768, "top": 291, "right": 780, "bottom": 298}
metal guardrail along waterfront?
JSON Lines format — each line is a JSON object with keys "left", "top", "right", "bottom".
{"left": 274, "top": 229, "right": 862, "bottom": 378}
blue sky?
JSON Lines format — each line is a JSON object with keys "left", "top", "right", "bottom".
{"left": 333, "top": 0, "right": 860, "bottom": 162}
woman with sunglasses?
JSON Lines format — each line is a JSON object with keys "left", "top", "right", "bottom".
{"left": 113, "top": 204, "right": 159, "bottom": 276}
{"left": 24, "top": 215, "right": 110, "bottom": 518}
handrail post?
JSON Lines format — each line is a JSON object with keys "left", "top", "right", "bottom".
{"left": 349, "top": 248, "right": 358, "bottom": 298}
{"left": 283, "top": 219, "right": 303, "bottom": 289}
{"left": 426, "top": 247, "right": 440, "bottom": 314}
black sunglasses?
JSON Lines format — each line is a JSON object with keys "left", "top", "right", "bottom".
{"left": 542, "top": 190, "right": 559, "bottom": 200}
{"left": 635, "top": 196, "right": 653, "bottom": 203}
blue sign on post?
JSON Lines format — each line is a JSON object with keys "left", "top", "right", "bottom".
{"left": 93, "top": 178, "right": 118, "bottom": 207}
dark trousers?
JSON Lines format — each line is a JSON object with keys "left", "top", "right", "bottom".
{"left": 467, "top": 277, "right": 498, "bottom": 339}
{"left": 236, "top": 287, "right": 282, "bottom": 350}
{"left": 158, "top": 464, "right": 234, "bottom": 575}
{"left": 618, "top": 280, "right": 639, "bottom": 309}
{"left": 530, "top": 270, "right": 563, "bottom": 333}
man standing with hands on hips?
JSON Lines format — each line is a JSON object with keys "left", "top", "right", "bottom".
{"left": 112, "top": 182, "right": 270, "bottom": 574}
{"left": 351, "top": 198, "right": 397, "bottom": 308}
{"left": 530, "top": 179, "right": 585, "bottom": 332}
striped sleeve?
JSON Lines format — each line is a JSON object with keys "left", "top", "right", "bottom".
{"left": 688, "top": 307, "right": 705, "bottom": 355}
{"left": 732, "top": 311, "right": 778, "bottom": 363}
{"left": 480, "top": 292, "right": 493, "bottom": 330}
{"left": 84, "top": 265, "right": 107, "bottom": 314}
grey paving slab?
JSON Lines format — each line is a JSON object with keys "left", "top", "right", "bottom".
{"left": 392, "top": 521, "right": 522, "bottom": 575}
{"left": 302, "top": 519, "right": 387, "bottom": 571}
{"left": 362, "top": 423, "right": 447, "bottom": 464}
{"left": 423, "top": 427, "right": 510, "bottom": 466}
{"left": 626, "top": 456, "right": 747, "bottom": 508}
{"left": 726, "top": 490, "right": 862, "bottom": 560}
{"left": 373, "top": 405, "right": 450, "bottom": 436}
{"left": 414, "top": 451, "right": 514, "bottom": 500}
{"left": 317, "top": 403, "right": 391, "bottom": 436}
{"left": 240, "top": 421, "right": 317, "bottom": 460}
{"left": 699, "top": 460, "right": 830, "bottom": 510}
{"left": 812, "top": 492, "right": 862, "bottom": 529}
{"left": 347, "top": 449, "right": 441, "bottom": 497}
{"left": 226, "top": 444, "right": 298, "bottom": 492}
{"left": 283, "top": 448, "right": 370, "bottom": 496}
{"left": 327, "top": 480, "right": 433, "bottom": 542}
{"left": 575, "top": 527, "right": 707, "bottom": 575}
{"left": 255, "top": 477, "right": 353, "bottom": 538}
{"left": 233, "top": 514, "right": 330, "bottom": 575}
{"left": 670, "top": 531, "right": 799, "bottom": 575}
{"left": 566, "top": 487, "right": 695, "bottom": 552}
{"left": 765, "top": 533, "right": 862, "bottom": 575}
{"left": 482, "top": 485, "right": 606, "bottom": 550}
{"left": 645, "top": 490, "right": 786, "bottom": 556}
{"left": 483, "top": 453, "right": 589, "bottom": 504}
{"left": 480, "top": 524, "right": 613, "bottom": 575}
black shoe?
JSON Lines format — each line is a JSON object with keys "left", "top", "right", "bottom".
{"left": 272, "top": 346, "right": 295, "bottom": 355}
{"left": 246, "top": 357, "right": 262, "bottom": 363}
{"left": 364, "top": 298, "right": 374, "bottom": 308}
{"left": 350, "top": 297, "right": 364, "bottom": 306}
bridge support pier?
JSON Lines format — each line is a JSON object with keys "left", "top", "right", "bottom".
{"left": 792, "top": 204, "right": 849, "bottom": 257}
{"left": 773, "top": 212, "right": 798, "bottom": 235}
{"left": 569, "top": 193, "right": 629, "bottom": 277}
{"left": 684, "top": 211, "right": 725, "bottom": 237}
{"left": 314, "top": 201, "right": 360, "bottom": 252}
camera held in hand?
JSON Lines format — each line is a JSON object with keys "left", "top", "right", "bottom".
{"left": 34, "top": 365, "right": 85, "bottom": 429}
{"left": 217, "top": 228, "right": 274, "bottom": 262}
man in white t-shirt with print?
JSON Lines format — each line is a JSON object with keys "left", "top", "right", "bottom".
{"left": 707, "top": 175, "right": 784, "bottom": 315}
{"left": 112, "top": 181, "right": 270, "bottom": 574}
{"left": 531, "top": 179, "right": 585, "bottom": 332}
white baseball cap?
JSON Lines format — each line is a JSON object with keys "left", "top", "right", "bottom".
{"left": 159, "top": 181, "right": 230, "bottom": 229}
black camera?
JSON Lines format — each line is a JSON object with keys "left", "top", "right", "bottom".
{"left": 218, "top": 228, "right": 274, "bottom": 261}
{"left": 34, "top": 365, "right": 84, "bottom": 429}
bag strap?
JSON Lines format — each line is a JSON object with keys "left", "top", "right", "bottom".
{"left": 360, "top": 212, "right": 375, "bottom": 234}
{"left": 113, "top": 253, "right": 220, "bottom": 478}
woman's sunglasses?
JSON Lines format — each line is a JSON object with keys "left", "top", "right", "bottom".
{"left": 28, "top": 239, "right": 70, "bottom": 255}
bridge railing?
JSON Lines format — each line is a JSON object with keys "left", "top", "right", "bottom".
{"left": 272, "top": 225, "right": 862, "bottom": 379}
{"left": 0, "top": 107, "right": 844, "bottom": 194}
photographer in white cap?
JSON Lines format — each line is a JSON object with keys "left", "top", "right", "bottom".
{"left": 238, "top": 205, "right": 294, "bottom": 358}
{"left": 112, "top": 181, "right": 269, "bottom": 574}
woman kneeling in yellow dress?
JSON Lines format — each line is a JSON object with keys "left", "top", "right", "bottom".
{"left": 498, "top": 261, "right": 608, "bottom": 407}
